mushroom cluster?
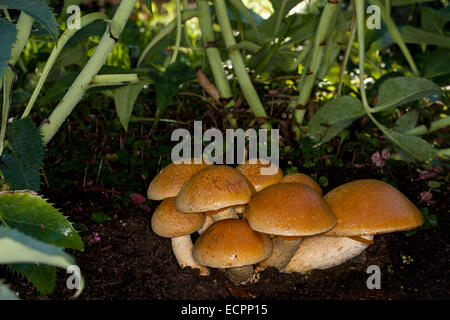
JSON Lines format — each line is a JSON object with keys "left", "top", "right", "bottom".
{"left": 148, "top": 159, "right": 424, "bottom": 284}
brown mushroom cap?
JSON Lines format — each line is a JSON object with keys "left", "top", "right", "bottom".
{"left": 147, "top": 159, "right": 209, "bottom": 200}
{"left": 193, "top": 219, "right": 272, "bottom": 268}
{"left": 236, "top": 159, "right": 283, "bottom": 192}
{"left": 176, "top": 165, "right": 256, "bottom": 212}
{"left": 244, "top": 182, "right": 337, "bottom": 236}
{"left": 281, "top": 173, "right": 322, "bottom": 195}
{"left": 323, "top": 179, "right": 424, "bottom": 236}
{"left": 151, "top": 198, "right": 205, "bottom": 238}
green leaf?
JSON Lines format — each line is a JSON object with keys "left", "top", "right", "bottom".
{"left": 9, "top": 263, "right": 56, "bottom": 296}
{"left": 373, "top": 77, "right": 443, "bottom": 112}
{"left": 144, "top": 0, "right": 153, "bottom": 14}
{"left": 91, "top": 211, "right": 111, "bottom": 223}
{"left": 308, "top": 96, "right": 365, "bottom": 143}
{"left": 109, "top": 82, "right": 145, "bottom": 131}
{"left": 0, "top": 191, "right": 84, "bottom": 251}
{"left": 421, "top": 7, "right": 450, "bottom": 35}
{"left": 148, "top": 62, "right": 195, "bottom": 118}
{"left": 0, "top": 0, "right": 59, "bottom": 41}
{"left": 400, "top": 26, "right": 450, "bottom": 48}
{"left": 422, "top": 49, "right": 450, "bottom": 78}
{"left": 0, "top": 281, "right": 19, "bottom": 300}
{"left": 394, "top": 111, "right": 419, "bottom": 133}
{"left": 0, "top": 226, "right": 83, "bottom": 296}
{"left": 0, "top": 117, "right": 44, "bottom": 192}
{"left": 391, "top": 0, "right": 437, "bottom": 5}
{"left": 377, "top": 124, "right": 437, "bottom": 162}
{"left": 229, "top": 40, "right": 262, "bottom": 52}
{"left": 0, "top": 19, "right": 17, "bottom": 79}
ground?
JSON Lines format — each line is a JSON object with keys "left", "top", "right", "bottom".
{"left": 2, "top": 95, "right": 449, "bottom": 300}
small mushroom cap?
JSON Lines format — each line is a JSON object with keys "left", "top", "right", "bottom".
{"left": 151, "top": 198, "right": 205, "bottom": 238}
{"left": 281, "top": 173, "right": 322, "bottom": 195}
{"left": 237, "top": 159, "right": 283, "bottom": 191}
{"left": 283, "top": 235, "right": 373, "bottom": 274}
{"left": 244, "top": 182, "right": 337, "bottom": 236}
{"left": 323, "top": 179, "right": 424, "bottom": 236}
{"left": 193, "top": 219, "right": 272, "bottom": 268}
{"left": 176, "top": 165, "right": 256, "bottom": 212}
{"left": 147, "top": 159, "right": 209, "bottom": 200}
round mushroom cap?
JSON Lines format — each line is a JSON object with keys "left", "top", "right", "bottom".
{"left": 323, "top": 179, "right": 424, "bottom": 236}
{"left": 236, "top": 159, "right": 283, "bottom": 192}
{"left": 193, "top": 219, "right": 272, "bottom": 268}
{"left": 176, "top": 165, "right": 256, "bottom": 212}
{"left": 244, "top": 182, "right": 337, "bottom": 236}
{"left": 151, "top": 198, "right": 205, "bottom": 238}
{"left": 281, "top": 173, "right": 322, "bottom": 195}
{"left": 147, "top": 159, "right": 209, "bottom": 200}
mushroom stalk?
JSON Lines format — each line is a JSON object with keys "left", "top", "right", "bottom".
{"left": 258, "top": 237, "right": 303, "bottom": 270}
{"left": 171, "top": 235, "right": 210, "bottom": 276}
{"left": 197, "top": 215, "right": 214, "bottom": 235}
{"left": 226, "top": 265, "right": 257, "bottom": 285}
{"left": 210, "top": 207, "right": 239, "bottom": 222}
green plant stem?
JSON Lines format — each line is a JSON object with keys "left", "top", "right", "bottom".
{"left": 137, "top": 10, "right": 198, "bottom": 67}
{"left": 227, "top": 0, "right": 263, "bottom": 43}
{"left": 9, "top": 12, "right": 34, "bottom": 66}
{"left": 197, "top": 0, "right": 233, "bottom": 99}
{"left": 337, "top": 3, "right": 356, "bottom": 97}
{"left": 214, "top": 0, "right": 269, "bottom": 124}
{"left": 273, "top": 0, "right": 288, "bottom": 38}
{"left": 22, "top": 13, "right": 110, "bottom": 118}
{"left": 1, "top": 68, "right": 14, "bottom": 156}
{"left": 182, "top": 0, "right": 193, "bottom": 50}
{"left": 293, "top": 1, "right": 341, "bottom": 126}
{"left": 197, "top": 0, "right": 237, "bottom": 128}
{"left": 369, "top": 0, "right": 419, "bottom": 76}
{"left": 170, "top": 0, "right": 182, "bottom": 63}
{"left": 40, "top": 0, "right": 138, "bottom": 145}
{"left": 404, "top": 117, "right": 450, "bottom": 136}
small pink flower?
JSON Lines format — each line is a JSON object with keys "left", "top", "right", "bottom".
{"left": 136, "top": 150, "right": 141, "bottom": 156}
{"left": 419, "top": 191, "right": 433, "bottom": 202}
{"left": 140, "top": 205, "right": 151, "bottom": 212}
{"left": 381, "top": 149, "right": 390, "bottom": 159}
{"left": 418, "top": 170, "right": 437, "bottom": 180}
{"left": 371, "top": 151, "right": 385, "bottom": 167}
{"left": 89, "top": 232, "right": 101, "bottom": 243}
{"left": 321, "top": 155, "right": 330, "bottom": 160}
{"left": 269, "top": 89, "right": 278, "bottom": 96}
{"left": 140, "top": 174, "right": 146, "bottom": 180}
{"left": 40, "top": 224, "right": 46, "bottom": 229}
{"left": 130, "top": 193, "right": 146, "bottom": 206}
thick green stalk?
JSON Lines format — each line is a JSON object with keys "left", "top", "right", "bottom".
{"left": 137, "top": 10, "right": 198, "bottom": 67}
{"left": 22, "top": 13, "right": 109, "bottom": 118}
{"left": 214, "top": 0, "right": 268, "bottom": 122}
{"left": 273, "top": 0, "right": 288, "bottom": 38}
{"left": 170, "top": 0, "right": 182, "bottom": 63}
{"left": 293, "top": 1, "right": 341, "bottom": 126}
{"left": 405, "top": 117, "right": 450, "bottom": 136}
{"left": 9, "top": 12, "right": 34, "bottom": 65}
{"left": 0, "top": 69, "right": 14, "bottom": 156}
{"left": 40, "top": 0, "right": 138, "bottom": 145}
{"left": 337, "top": 4, "right": 356, "bottom": 97}
{"left": 369, "top": 0, "right": 419, "bottom": 76}
{"left": 197, "top": 0, "right": 233, "bottom": 99}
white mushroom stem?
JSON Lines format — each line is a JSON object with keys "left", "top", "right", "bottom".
{"left": 197, "top": 215, "right": 214, "bottom": 235}
{"left": 210, "top": 207, "right": 239, "bottom": 221}
{"left": 171, "top": 235, "right": 210, "bottom": 276}
{"left": 258, "top": 237, "right": 303, "bottom": 271}
{"left": 282, "top": 235, "right": 374, "bottom": 274}
{"left": 226, "top": 265, "right": 256, "bottom": 285}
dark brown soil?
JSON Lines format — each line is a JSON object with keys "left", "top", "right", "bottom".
{"left": 5, "top": 165, "right": 449, "bottom": 300}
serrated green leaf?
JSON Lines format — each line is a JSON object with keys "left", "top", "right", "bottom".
{"left": 0, "top": 118, "right": 44, "bottom": 191}
{"left": 373, "top": 77, "right": 443, "bottom": 112}
{"left": 0, "top": 191, "right": 84, "bottom": 251}
{"left": 0, "top": 226, "right": 83, "bottom": 296}
{"left": 0, "top": 281, "right": 19, "bottom": 300}
{"left": 9, "top": 263, "right": 56, "bottom": 295}
{"left": 109, "top": 82, "right": 145, "bottom": 131}
{"left": 0, "top": 19, "right": 17, "bottom": 79}
{"left": 0, "top": 0, "right": 59, "bottom": 41}
{"left": 308, "top": 96, "right": 365, "bottom": 143}
{"left": 394, "top": 111, "right": 419, "bottom": 133}
{"left": 378, "top": 124, "right": 437, "bottom": 162}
